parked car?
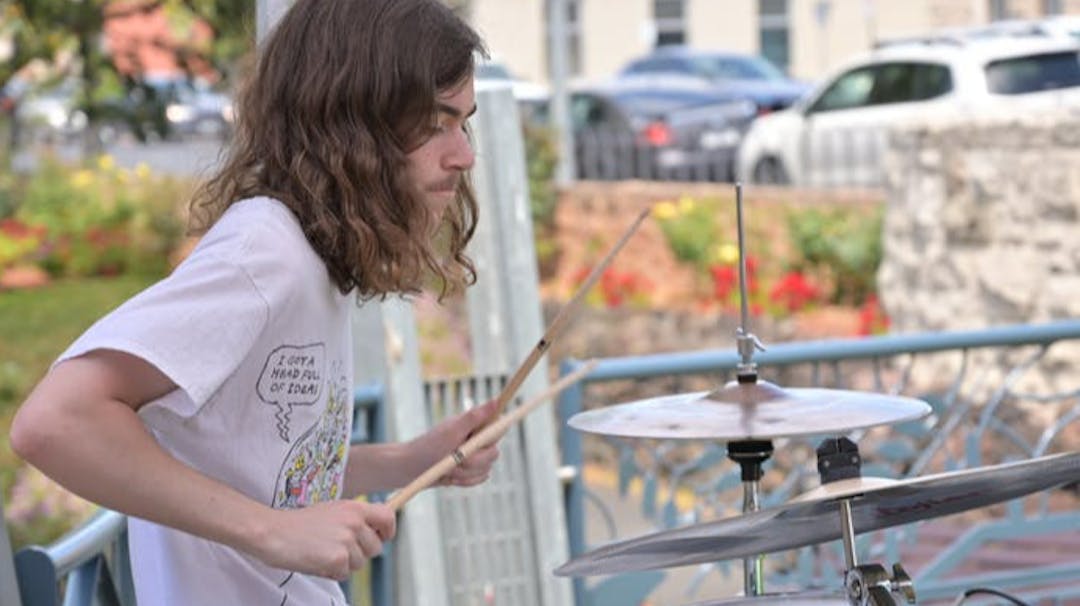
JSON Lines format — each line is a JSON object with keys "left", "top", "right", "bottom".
{"left": 617, "top": 46, "right": 812, "bottom": 114}
{"left": 736, "top": 33, "right": 1080, "bottom": 187}
{"left": 568, "top": 77, "right": 757, "bottom": 181}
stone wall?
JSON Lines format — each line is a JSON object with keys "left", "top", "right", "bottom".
{"left": 878, "top": 106, "right": 1080, "bottom": 399}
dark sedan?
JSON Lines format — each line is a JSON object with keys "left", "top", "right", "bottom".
{"left": 569, "top": 78, "right": 757, "bottom": 182}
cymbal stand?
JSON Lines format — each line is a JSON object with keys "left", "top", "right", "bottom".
{"left": 728, "top": 182, "right": 772, "bottom": 595}
{"left": 816, "top": 438, "right": 916, "bottom": 606}
{"left": 727, "top": 438, "right": 774, "bottom": 596}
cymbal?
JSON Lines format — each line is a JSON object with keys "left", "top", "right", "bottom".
{"left": 555, "top": 451, "right": 1080, "bottom": 577}
{"left": 567, "top": 380, "right": 932, "bottom": 440}
{"left": 683, "top": 593, "right": 846, "bottom": 606}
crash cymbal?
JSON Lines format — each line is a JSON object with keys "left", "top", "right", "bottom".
{"left": 555, "top": 451, "right": 1080, "bottom": 577}
{"left": 567, "top": 380, "right": 932, "bottom": 440}
{"left": 683, "top": 593, "right": 847, "bottom": 606}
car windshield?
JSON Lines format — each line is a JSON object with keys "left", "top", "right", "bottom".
{"left": 985, "top": 51, "right": 1080, "bottom": 94}
{"left": 613, "top": 89, "right": 731, "bottom": 116}
{"left": 692, "top": 55, "right": 788, "bottom": 81}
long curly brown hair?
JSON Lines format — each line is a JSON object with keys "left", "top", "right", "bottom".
{"left": 188, "top": 0, "right": 485, "bottom": 300}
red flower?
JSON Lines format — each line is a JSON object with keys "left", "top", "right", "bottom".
{"left": 710, "top": 264, "right": 738, "bottom": 301}
{"left": 858, "top": 295, "right": 890, "bottom": 335}
{"left": 769, "top": 271, "right": 821, "bottom": 313}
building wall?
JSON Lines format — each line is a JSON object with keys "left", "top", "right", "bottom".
{"left": 580, "top": 0, "right": 651, "bottom": 80}
{"left": 470, "top": 0, "right": 547, "bottom": 83}
{"left": 468, "top": 0, "right": 1080, "bottom": 86}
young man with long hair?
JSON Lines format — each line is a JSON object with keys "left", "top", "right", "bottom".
{"left": 10, "top": 1, "right": 499, "bottom": 603}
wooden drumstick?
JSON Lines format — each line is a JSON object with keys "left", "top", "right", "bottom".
{"left": 487, "top": 206, "right": 650, "bottom": 420}
{"left": 386, "top": 360, "right": 598, "bottom": 511}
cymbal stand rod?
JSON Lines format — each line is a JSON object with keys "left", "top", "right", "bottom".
{"left": 839, "top": 499, "right": 858, "bottom": 570}
{"left": 733, "top": 182, "right": 764, "bottom": 378}
{"left": 741, "top": 480, "right": 765, "bottom": 595}
{"left": 728, "top": 439, "right": 773, "bottom": 596}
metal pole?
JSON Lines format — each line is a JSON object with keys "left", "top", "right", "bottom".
{"left": 547, "top": 0, "right": 577, "bottom": 186}
{"left": 256, "top": 0, "right": 292, "bottom": 43}
{"left": 0, "top": 500, "right": 25, "bottom": 606}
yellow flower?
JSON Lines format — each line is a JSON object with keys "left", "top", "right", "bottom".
{"left": 715, "top": 242, "right": 740, "bottom": 265}
{"left": 70, "top": 170, "right": 94, "bottom": 188}
{"left": 96, "top": 154, "right": 115, "bottom": 172}
{"left": 134, "top": 162, "right": 152, "bottom": 180}
{"left": 677, "top": 195, "right": 695, "bottom": 213}
{"left": 653, "top": 201, "right": 677, "bottom": 220}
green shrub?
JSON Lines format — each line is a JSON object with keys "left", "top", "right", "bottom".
{"left": 786, "top": 205, "right": 883, "bottom": 305}
{"left": 3, "top": 154, "right": 190, "bottom": 278}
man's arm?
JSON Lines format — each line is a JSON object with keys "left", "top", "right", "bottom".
{"left": 10, "top": 349, "right": 394, "bottom": 580}
{"left": 342, "top": 399, "right": 501, "bottom": 499}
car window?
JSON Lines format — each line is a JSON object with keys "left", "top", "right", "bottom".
{"left": 985, "top": 51, "right": 1080, "bottom": 94}
{"left": 697, "top": 55, "right": 786, "bottom": 81}
{"left": 868, "top": 62, "right": 952, "bottom": 104}
{"left": 571, "top": 94, "right": 621, "bottom": 130}
{"left": 624, "top": 58, "right": 692, "bottom": 75}
{"left": 808, "top": 66, "right": 875, "bottom": 112}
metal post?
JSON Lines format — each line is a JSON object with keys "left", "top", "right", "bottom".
{"left": 0, "top": 500, "right": 25, "bottom": 606}
{"left": 547, "top": 0, "right": 576, "bottom": 185}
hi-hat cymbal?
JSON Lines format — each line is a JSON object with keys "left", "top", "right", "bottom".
{"left": 555, "top": 451, "right": 1080, "bottom": 577}
{"left": 567, "top": 380, "right": 932, "bottom": 440}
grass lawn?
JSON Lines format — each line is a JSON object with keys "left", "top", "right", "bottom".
{"left": 0, "top": 275, "right": 159, "bottom": 495}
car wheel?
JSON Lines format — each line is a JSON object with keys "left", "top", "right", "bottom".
{"left": 753, "top": 157, "right": 790, "bottom": 185}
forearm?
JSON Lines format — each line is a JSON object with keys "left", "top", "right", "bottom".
{"left": 343, "top": 441, "right": 427, "bottom": 498}
{"left": 11, "top": 385, "right": 273, "bottom": 555}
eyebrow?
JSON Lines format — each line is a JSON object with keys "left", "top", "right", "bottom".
{"left": 437, "top": 102, "right": 478, "bottom": 119}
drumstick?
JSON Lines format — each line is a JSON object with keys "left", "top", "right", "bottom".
{"left": 487, "top": 206, "right": 650, "bottom": 420}
{"left": 386, "top": 360, "right": 598, "bottom": 511}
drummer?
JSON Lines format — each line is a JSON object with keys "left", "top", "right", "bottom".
{"left": 9, "top": 1, "right": 501, "bottom": 604}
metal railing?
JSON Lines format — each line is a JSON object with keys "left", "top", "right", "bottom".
{"left": 556, "top": 319, "right": 1080, "bottom": 605}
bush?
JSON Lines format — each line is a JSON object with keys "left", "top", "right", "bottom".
{"left": 0, "top": 154, "right": 190, "bottom": 279}
{"left": 785, "top": 205, "right": 883, "bottom": 305}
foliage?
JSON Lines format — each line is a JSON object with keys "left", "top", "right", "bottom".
{"left": 649, "top": 194, "right": 884, "bottom": 319}
{"left": 653, "top": 196, "right": 722, "bottom": 270}
{"left": 0, "top": 154, "right": 189, "bottom": 278}
{"left": 785, "top": 205, "right": 884, "bottom": 305}
{"left": 524, "top": 124, "right": 559, "bottom": 231}
{"left": 571, "top": 265, "right": 653, "bottom": 309}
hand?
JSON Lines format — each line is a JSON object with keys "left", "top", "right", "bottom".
{"left": 249, "top": 501, "right": 396, "bottom": 581}
{"left": 413, "top": 398, "right": 501, "bottom": 488}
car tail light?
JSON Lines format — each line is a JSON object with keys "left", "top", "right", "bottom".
{"left": 640, "top": 121, "right": 673, "bottom": 146}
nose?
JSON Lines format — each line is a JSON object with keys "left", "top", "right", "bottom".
{"left": 443, "top": 129, "right": 475, "bottom": 172}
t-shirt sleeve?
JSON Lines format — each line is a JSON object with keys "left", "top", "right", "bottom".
{"left": 58, "top": 248, "right": 269, "bottom": 417}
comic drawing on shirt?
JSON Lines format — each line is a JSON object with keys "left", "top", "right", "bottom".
{"left": 271, "top": 360, "right": 350, "bottom": 509}
{"left": 256, "top": 343, "right": 326, "bottom": 442}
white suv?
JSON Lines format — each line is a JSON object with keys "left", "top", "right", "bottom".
{"left": 736, "top": 33, "right": 1080, "bottom": 187}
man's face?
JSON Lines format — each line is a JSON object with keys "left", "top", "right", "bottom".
{"left": 405, "top": 76, "right": 477, "bottom": 220}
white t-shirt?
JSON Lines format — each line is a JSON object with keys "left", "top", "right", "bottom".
{"left": 60, "top": 197, "right": 355, "bottom": 605}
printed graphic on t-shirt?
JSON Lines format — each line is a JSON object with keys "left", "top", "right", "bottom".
{"left": 256, "top": 343, "right": 326, "bottom": 442}
{"left": 271, "top": 363, "right": 350, "bottom": 509}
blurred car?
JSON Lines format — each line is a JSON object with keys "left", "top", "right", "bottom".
{"left": 161, "top": 80, "right": 234, "bottom": 139}
{"left": 568, "top": 77, "right": 757, "bottom": 181}
{"left": 11, "top": 80, "right": 88, "bottom": 143}
{"left": 736, "top": 33, "right": 1080, "bottom": 187}
{"left": 617, "top": 46, "right": 812, "bottom": 114}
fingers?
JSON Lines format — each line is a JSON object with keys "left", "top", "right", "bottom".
{"left": 441, "top": 444, "right": 499, "bottom": 486}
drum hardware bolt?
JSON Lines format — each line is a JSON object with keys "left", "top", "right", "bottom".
{"left": 890, "top": 563, "right": 916, "bottom": 604}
